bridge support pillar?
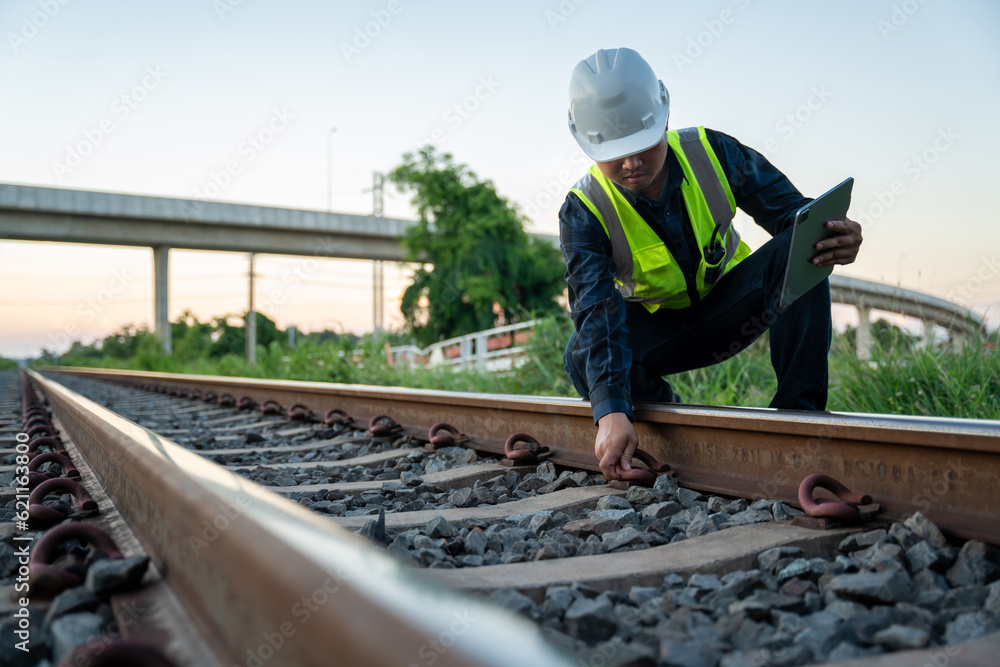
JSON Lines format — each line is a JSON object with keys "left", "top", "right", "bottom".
{"left": 247, "top": 253, "right": 256, "bottom": 364}
{"left": 951, "top": 332, "right": 967, "bottom": 353}
{"left": 153, "top": 245, "right": 171, "bottom": 354}
{"left": 921, "top": 318, "right": 936, "bottom": 350}
{"left": 856, "top": 304, "right": 871, "bottom": 360}
{"left": 373, "top": 260, "right": 383, "bottom": 333}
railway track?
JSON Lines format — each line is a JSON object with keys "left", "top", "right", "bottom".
{"left": 2, "top": 367, "right": 999, "bottom": 666}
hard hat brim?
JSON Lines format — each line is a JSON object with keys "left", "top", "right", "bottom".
{"left": 571, "top": 112, "right": 668, "bottom": 162}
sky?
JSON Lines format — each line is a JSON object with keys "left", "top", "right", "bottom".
{"left": 1, "top": 0, "right": 998, "bottom": 358}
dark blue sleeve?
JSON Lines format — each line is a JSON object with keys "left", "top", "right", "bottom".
{"left": 706, "top": 128, "right": 812, "bottom": 236}
{"left": 559, "top": 193, "right": 634, "bottom": 424}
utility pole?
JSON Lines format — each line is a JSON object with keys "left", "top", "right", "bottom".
{"left": 247, "top": 252, "right": 257, "bottom": 363}
{"left": 371, "top": 171, "right": 385, "bottom": 333}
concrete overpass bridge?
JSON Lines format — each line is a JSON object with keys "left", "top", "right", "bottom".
{"left": 0, "top": 183, "right": 986, "bottom": 357}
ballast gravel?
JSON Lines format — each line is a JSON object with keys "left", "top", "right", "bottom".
{"left": 480, "top": 512, "right": 1000, "bottom": 667}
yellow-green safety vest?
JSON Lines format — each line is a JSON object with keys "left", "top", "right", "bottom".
{"left": 570, "top": 126, "right": 751, "bottom": 312}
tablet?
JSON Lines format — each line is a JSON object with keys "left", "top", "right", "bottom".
{"left": 778, "top": 177, "right": 854, "bottom": 310}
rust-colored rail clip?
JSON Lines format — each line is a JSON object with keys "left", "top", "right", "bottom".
{"left": 323, "top": 408, "right": 353, "bottom": 427}
{"left": 29, "top": 478, "right": 99, "bottom": 526}
{"left": 259, "top": 399, "right": 283, "bottom": 415}
{"left": 30, "top": 523, "right": 123, "bottom": 595}
{"left": 287, "top": 403, "right": 313, "bottom": 421}
{"left": 428, "top": 423, "right": 466, "bottom": 448}
{"left": 794, "top": 473, "right": 876, "bottom": 528}
{"left": 503, "top": 433, "right": 550, "bottom": 465}
{"left": 609, "top": 449, "right": 671, "bottom": 488}
{"left": 369, "top": 414, "right": 400, "bottom": 437}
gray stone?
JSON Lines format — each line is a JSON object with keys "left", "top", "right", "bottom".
{"left": 400, "top": 471, "right": 423, "bottom": 487}
{"left": 825, "top": 598, "right": 868, "bottom": 621}
{"left": 575, "top": 537, "right": 605, "bottom": 557}
{"left": 777, "top": 558, "right": 814, "bottom": 582}
{"left": 541, "top": 586, "right": 577, "bottom": 616}
{"left": 758, "top": 546, "right": 804, "bottom": 573}
{"left": 654, "top": 475, "right": 679, "bottom": 495}
{"left": 425, "top": 516, "right": 457, "bottom": 539}
{"left": 535, "top": 461, "right": 558, "bottom": 482}
{"left": 472, "top": 487, "right": 497, "bottom": 505}
{"left": 597, "top": 495, "right": 632, "bottom": 511}
{"left": 625, "top": 486, "right": 662, "bottom": 506}
{"left": 985, "top": 581, "right": 1000, "bottom": 617}
{"left": 51, "top": 612, "right": 104, "bottom": 661}
{"left": 44, "top": 586, "right": 100, "bottom": 627}
{"left": 727, "top": 590, "right": 807, "bottom": 620}
{"left": 85, "top": 555, "right": 149, "bottom": 595}
{"left": 688, "top": 573, "right": 722, "bottom": 592}
{"left": 887, "top": 522, "right": 921, "bottom": 549}
{"left": 658, "top": 638, "right": 719, "bottom": 667}
{"left": 515, "top": 476, "right": 549, "bottom": 493}
{"left": 498, "top": 527, "right": 529, "bottom": 549}
{"left": 941, "top": 585, "right": 987, "bottom": 610}
{"left": 685, "top": 515, "right": 719, "bottom": 537}
{"left": 527, "top": 513, "right": 554, "bottom": 535}
{"left": 536, "top": 475, "right": 579, "bottom": 494}
{"left": 676, "top": 488, "right": 704, "bottom": 508}
{"left": 944, "top": 611, "right": 996, "bottom": 644}
{"left": 825, "top": 569, "right": 914, "bottom": 604}
{"left": 724, "top": 499, "right": 749, "bottom": 514}
{"left": 771, "top": 502, "right": 804, "bottom": 521}
{"left": 563, "top": 517, "right": 617, "bottom": 538}
{"left": 853, "top": 542, "right": 905, "bottom": 572}
{"left": 451, "top": 487, "right": 474, "bottom": 507}
{"left": 487, "top": 589, "right": 535, "bottom": 616}
{"left": 416, "top": 548, "right": 449, "bottom": 567}
{"left": 904, "top": 512, "right": 947, "bottom": 548}
{"left": 720, "top": 571, "right": 763, "bottom": 598}
{"left": 838, "top": 529, "right": 887, "bottom": 553}
{"left": 873, "top": 623, "right": 929, "bottom": 650}
{"left": 464, "top": 528, "right": 488, "bottom": 556}
{"left": 705, "top": 496, "right": 729, "bottom": 513}
{"left": 358, "top": 508, "right": 387, "bottom": 545}
{"left": 946, "top": 540, "right": 997, "bottom": 587}
{"left": 565, "top": 595, "right": 616, "bottom": 641}
{"left": 588, "top": 509, "right": 639, "bottom": 524}
{"left": 727, "top": 509, "right": 772, "bottom": 526}
{"left": 506, "top": 510, "right": 553, "bottom": 524}
{"left": 628, "top": 586, "right": 660, "bottom": 606}
{"left": 906, "top": 540, "right": 942, "bottom": 572}
{"left": 602, "top": 526, "right": 645, "bottom": 552}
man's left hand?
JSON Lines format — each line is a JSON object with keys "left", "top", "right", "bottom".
{"left": 812, "top": 218, "right": 862, "bottom": 267}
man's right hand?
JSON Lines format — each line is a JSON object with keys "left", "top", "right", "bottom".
{"left": 595, "top": 412, "right": 638, "bottom": 480}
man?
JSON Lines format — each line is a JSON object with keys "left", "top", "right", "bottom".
{"left": 559, "top": 48, "right": 862, "bottom": 480}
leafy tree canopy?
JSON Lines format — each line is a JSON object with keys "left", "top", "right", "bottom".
{"left": 389, "top": 147, "right": 564, "bottom": 345}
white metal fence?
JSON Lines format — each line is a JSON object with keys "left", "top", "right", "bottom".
{"left": 388, "top": 319, "right": 539, "bottom": 372}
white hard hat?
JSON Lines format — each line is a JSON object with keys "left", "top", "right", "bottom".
{"left": 567, "top": 48, "right": 670, "bottom": 162}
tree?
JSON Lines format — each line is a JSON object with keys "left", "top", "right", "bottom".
{"left": 389, "top": 147, "right": 565, "bottom": 345}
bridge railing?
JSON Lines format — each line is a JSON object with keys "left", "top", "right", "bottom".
{"left": 388, "top": 320, "right": 539, "bottom": 372}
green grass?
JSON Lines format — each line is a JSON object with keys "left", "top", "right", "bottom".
{"left": 44, "top": 316, "right": 999, "bottom": 420}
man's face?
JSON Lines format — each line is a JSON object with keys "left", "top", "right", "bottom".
{"left": 595, "top": 134, "right": 669, "bottom": 197}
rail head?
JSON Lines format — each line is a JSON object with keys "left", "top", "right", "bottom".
{"left": 28, "top": 369, "right": 571, "bottom": 667}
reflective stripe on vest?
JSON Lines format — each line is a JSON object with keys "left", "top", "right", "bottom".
{"left": 570, "top": 125, "right": 752, "bottom": 311}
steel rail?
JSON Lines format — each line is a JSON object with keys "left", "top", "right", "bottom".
{"left": 26, "top": 370, "right": 569, "bottom": 667}
{"left": 46, "top": 367, "right": 1000, "bottom": 544}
